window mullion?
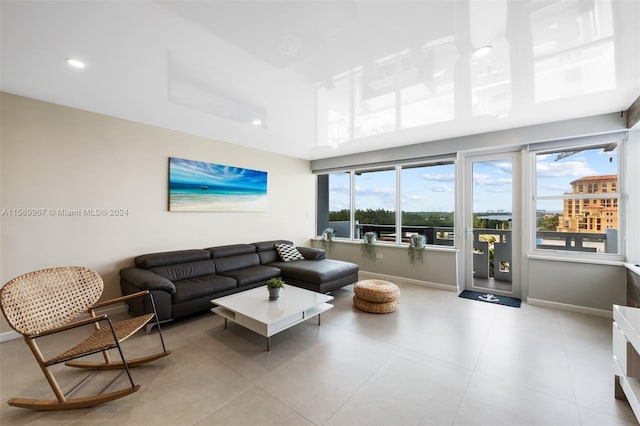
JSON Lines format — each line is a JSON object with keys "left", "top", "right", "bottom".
{"left": 350, "top": 171, "right": 355, "bottom": 240}
{"left": 396, "top": 166, "right": 402, "bottom": 245}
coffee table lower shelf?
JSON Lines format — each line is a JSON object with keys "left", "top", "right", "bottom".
{"left": 211, "top": 302, "right": 333, "bottom": 350}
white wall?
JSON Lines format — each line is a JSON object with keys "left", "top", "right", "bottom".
{"left": 0, "top": 93, "right": 315, "bottom": 333}
{"left": 311, "top": 240, "right": 458, "bottom": 290}
{"left": 527, "top": 259, "right": 626, "bottom": 314}
{"left": 626, "top": 129, "right": 640, "bottom": 263}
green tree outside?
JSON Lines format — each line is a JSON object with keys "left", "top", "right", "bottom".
{"left": 329, "top": 209, "right": 454, "bottom": 227}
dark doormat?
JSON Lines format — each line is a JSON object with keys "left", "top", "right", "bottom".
{"left": 459, "top": 290, "right": 521, "bottom": 308}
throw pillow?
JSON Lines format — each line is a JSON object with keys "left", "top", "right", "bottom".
{"left": 275, "top": 243, "right": 304, "bottom": 262}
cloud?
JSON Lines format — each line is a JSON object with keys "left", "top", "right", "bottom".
{"left": 331, "top": 201, "right": 350, "bottom": 210}
{"left": 421, "top": 173, "right": 455, "bottom": 182}
{"left": 402, "top": 194, "right": 428, "bottom": 202}
{"left": 355, "top": 186, "right": 395, "bottom": 198}
{"left": 539, "top": 182, "right": 572, "bottom": 193}
{"left": 486, "top": 187, "right": 511, "bottom": 193}
{"left": 329, "top": 183, "right": 350, "bottom": 194}
{"left": 473, "top": 173, "right": 512, "bottom": 186}
{"left": 430, "top": 185, "right": 453, "bottom": 192}
{"left": 536, "top": 159, "right": 595, "bottom": 178}
{"left": 492, "top": 161, "right": 512, "bottom": 173}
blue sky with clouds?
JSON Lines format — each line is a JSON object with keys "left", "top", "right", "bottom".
{"left": 330, "top": 164, "right": 455, "bottom": 213}
{"left": 329, "top": 146, "right": 617, "bottom": 214}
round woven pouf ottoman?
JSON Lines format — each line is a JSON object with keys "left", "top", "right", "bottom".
{"left": 353, "top": 279, "right": 400, "bottom": 314}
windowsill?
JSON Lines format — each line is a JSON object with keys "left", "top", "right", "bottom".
{"left": 625, "top": 263, "right": 640, "bottom": 276}
{"left": 527, "top": 253, "right": 625, "bottom": 266}
{"left": 310, "top": 237, "right": 459, "bottom": 253}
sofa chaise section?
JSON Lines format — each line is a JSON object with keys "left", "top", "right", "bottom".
{"left": 253, "top": 240, "right": 360, "bottom": 294}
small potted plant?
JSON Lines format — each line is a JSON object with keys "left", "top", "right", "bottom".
{"left": 321, "top": 228, "right": 335, "bottom": 253}
{"left": 266, "top": 277, "right": 285, "bottom": 300}
{"left": 408, "top": 234, "right": 426, "bottom": 264}
{"left": 360, "top": 231, "right": 377, "bottom": 260}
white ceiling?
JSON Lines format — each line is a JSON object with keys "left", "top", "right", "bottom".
{"left": 2, "top": 1, "right": 639, "bottom": 160}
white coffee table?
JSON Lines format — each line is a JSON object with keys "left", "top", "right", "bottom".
{"left": 211, "top": 285, "right": 334, "bottom": 350}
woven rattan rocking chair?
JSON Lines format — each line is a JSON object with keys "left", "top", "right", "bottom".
{"left": 0, "top": 266, "right": 171, "bottom": 410}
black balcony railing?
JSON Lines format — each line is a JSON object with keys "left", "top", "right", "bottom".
{"left": 355, "top": 224, "right": 455, "bottom": 246}
{"left": 328, "top": 222, "right": 617, "bottom": 254}
{"left": 331, "top": 224, "right": 616, "bottom": 284}
{"left": 535, "top": 229, "right": 617, "bottom": 253}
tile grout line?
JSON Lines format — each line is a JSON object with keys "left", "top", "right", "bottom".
{"left": 321, "top": 347, "right": 400, "bottom": 425}
{"left": 449, "top": 301, "right": 501, "bottom": 425}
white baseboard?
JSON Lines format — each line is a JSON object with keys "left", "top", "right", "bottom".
{"left": 0, "top": 330, "right": 21, "bottom": 343}
{"left": 358, "top": 271, "right": 458, "bottom": 292}
{"left": 0, "top": 302, "right": 130, "bottom": 343}
{"left": 357, "top": 272, "right": 612, "bottom": 318}
{"left": 527, "top": 297, "right": 612, "bottom": 318}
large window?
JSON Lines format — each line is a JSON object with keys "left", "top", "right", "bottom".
{"left": 401, "top": 164, "right": 455, "bottom": 245}
{"left": 318, "top": 161, "right": 455, "bottom": 246}
{"left": 326, "top": 172, "right": 351, "bottom": 238}
{"left": 534, "top": 143, "right": 620, "bottom": 255}
{"left": 355, "top": 169, "right": 396, "bottom": 241}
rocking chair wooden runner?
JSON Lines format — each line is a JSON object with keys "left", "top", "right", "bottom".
{"left": 0, "top": 266, "right": 171, "bottom": 410}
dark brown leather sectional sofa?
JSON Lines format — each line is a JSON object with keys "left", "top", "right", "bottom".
{"left": 119, "top": 240, "right": 359, "bottom": 324}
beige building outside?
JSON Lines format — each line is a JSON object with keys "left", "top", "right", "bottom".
{"left": 557, "top": 174, "right": 618, "bottom": 233}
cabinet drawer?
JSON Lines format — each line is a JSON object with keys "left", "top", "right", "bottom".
{"left": 614, "top": 321, "right": 640, "bottom": 378}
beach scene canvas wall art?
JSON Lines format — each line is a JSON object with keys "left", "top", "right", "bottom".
{"left": 169, "top": 157, "right": 268, "bottom": 211}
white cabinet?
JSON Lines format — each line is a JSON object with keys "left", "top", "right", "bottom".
{"left": 613, "top": 304, "right": 640, "bottom": 421}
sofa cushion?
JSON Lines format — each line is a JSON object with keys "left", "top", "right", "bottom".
{"left": 275, "top": 243, "right": 305, "bottom": 262}
{"left": 207, "top": 244, "right": 256, "bottom": 258}
{"left": 150, "top": 259, "right": 216, "bottom": 281}
{"left": 297, "top": 246, "right": 326, "bottom": 260}
{"left": 252, "top": 240, "right": 293, "bottom": 252}
{"left": 218, "top": 265, "right": 281, "bottom": 287}
{"left": 253, "top": 240, "right": 293, "bottom": 264}
{"left": 135, "top": 249, "right": 211, "bottom": 269}
{"left": 120, "top": 267, "right": 177, "bottom": 294}
{"left": 269, "top": 259, "right": 359, "bottom": 285}
{"left": 257, "top": 249, "right": 279, "bottom": 265}
{"left": 172, "top": 274, "right": 237, "bottom": 304}
{"left": 214, "top": 253, "right": 260, "bottom": 273}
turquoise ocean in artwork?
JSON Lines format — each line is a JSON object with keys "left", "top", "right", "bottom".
{"left": 169, "top": 158, "right": 268, "bottom": 211}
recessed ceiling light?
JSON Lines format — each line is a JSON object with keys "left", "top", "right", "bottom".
{"left": 65, "top": 58, "right": 86, "bottom": 69}
{"left": 472, "top": 45, "right": 493, "bottom": 58}
{"left": 497, "top": 113, "right": 508, "bottom": 118}
{"left": 251, "top": 119, "right": 262, "bottom": 126}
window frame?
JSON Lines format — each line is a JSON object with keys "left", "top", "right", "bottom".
{"left": 529, "top": 139, "right": 625, "bottom": 261}
{"left": 318, "top": 158, "right": 456, "bottom": 248}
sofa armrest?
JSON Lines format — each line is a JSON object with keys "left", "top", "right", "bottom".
{"left": 120, "top": 267, "right": 177, "bottom": 295}
{"left": 297, "top": 246, "right": 326, "bottom": 261}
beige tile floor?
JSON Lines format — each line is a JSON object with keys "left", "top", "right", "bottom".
{"left": 0, "top": 283, "right": 637, "bottom": 425}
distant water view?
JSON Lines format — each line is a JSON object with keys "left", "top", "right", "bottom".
{"left": 169, "top": 158, "right": 267, "bottom": 211}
